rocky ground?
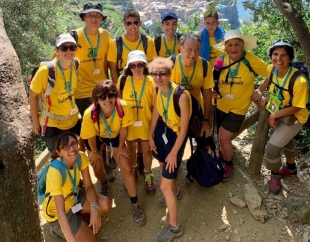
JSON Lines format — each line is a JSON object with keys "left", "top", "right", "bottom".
{"left": 42, "top": 131, "right": 310, "bottom": 242}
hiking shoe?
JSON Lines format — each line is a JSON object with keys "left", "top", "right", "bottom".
{"left": 131, "top": 202, "right": 146, "bottom": 226}
{"left": 157, "top": 189, "right": 182, "bottom": 207}
{"left": 100, "top": 182, "right": 108, "bottom": 197}
{"left": 269, "top": 173, "right": 281, "bottom": 195}
{"left": 279, "top": 164, "right": 297, "bottom": 176}
{"left": 222, "top": 164, "right": 234, "bottom": 181}
{"left": 144, "top": 171, "right": 156, "bottom": 196}
{"left": 137, "top": 153, "right": 144, "bottom": 174}
{"left": 132, "top": 165, "right": 138, "bottom": 180}
{"left": 154, "top": 223, "right": 184, "bottom": 242}
{"left": 103, "top": 158, "right": 115, "bottom": 183}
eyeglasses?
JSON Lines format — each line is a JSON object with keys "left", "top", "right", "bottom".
{"left": 62, "top": 141, "right": 78, "bottom": 151}
{"left": 59, "top": 45, "right": 77, "bottom": 52}
{"left": 273, "top": 39, "right": 292, "bottom": 45}
{"left": 85, "top": 13, "right": 102, "bottom": 19}
{"left": 98, "top": 92, "right": 117, "bottom": 101}
{"left": 125, "top": 21, "right": 139, "bottom": 26}
{"left": 129, "top": 63, "right": 145, "bottom": 69}
{"left": 150, "top": 72, "right": 169, "bottom": 78}
{"left": 272, "top": 53, "right": 289, "bottom": 59}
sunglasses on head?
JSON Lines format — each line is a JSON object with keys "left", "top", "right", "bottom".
{"left": 98, "top": 92, "right": 117, "bottom": 101}
{"left": 59, "top": 45, "right": 77, "bottom": 52}
{"left": 273, "top": 39, "right": 292, "bottom": 45}
{"left": 150, "top": 72, "right": 169, "bottom": 78}
{"left": 125, "top": 21, "right": 139, "bottom": 26}
{"left": 129, "top": 63, "right": 145, "bottom": 69}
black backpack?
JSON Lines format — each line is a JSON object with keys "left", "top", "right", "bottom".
{"left": 154, "top": 33, "right": 182, "bottom": 56}
{"left": 186, "top": 136, "right": 224, "bottom": 187}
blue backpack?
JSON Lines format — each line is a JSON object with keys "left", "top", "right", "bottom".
{"left": 186, "top": 137, "right": 224, "bottom": 187}
{"left": 37, "top": 154, "right": 82, "bottom": 205}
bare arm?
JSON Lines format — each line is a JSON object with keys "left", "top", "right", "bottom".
{"left": 149, "top": 95, "right": 160, "bottom": 154}
{"left": 201, "top": 88, "right": 212, "bottom": 137}
{"left": 104, "top": 59, "right": 109, "bottom": 79}
{"left": 252, "top": 77, "right": 269, "bottom": 102}
{"left": 29, "top": 90, "right": 40, "bottom": 134}
{"left": 87, "top": 136, "right": 102, "bottom": 168}
{"left": 268, "top": 106, "right": 301, "bottom": 127}
{"left": 108, "top": 61, "right": 119, "bottom": 84}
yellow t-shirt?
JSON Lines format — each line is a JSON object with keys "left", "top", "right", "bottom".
{"left": 170, "top": 54, "right": 214, "bottom": 109}
{"left": 42, "top": 151, "right": 89, "bottom": 222}
{"left": 156, "top": 82, "right": 192, "bottom": 134}
{"left": 156, "top": 35, "right": 180, "bottom": 57}
{"left": 30, "top": 59, "right": 79, "bottom": 129}
{"left": 267, "top": 64, "right": 309, "bottom": 124}
{"left": 80, "top": 99, "right": 134, "bottom": 139}
{"left": 74, "top": 27, "right": 111, "bottom": 99}
{"left": 216, "top": 52, "right": 268, "bottom": 115}
{"left": 117, "top": 75, "right": 154, "bottom": 141}
{"left": 107, "top": 34, "right": 157, "bottom": 75}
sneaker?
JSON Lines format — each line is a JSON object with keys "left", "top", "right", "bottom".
{"left": 103, "top": 158, "right": 115, "bottom": 183}
{"left": 269, "top": 173, "right": 281, "bottom": 195}
{"left": 154, "top": 223, "right": 184, "bottom": 242}
{"left": 222, "top": 164, "right": 234, "bottom": 181}
{"left": 100, "top": 182, "right": 108, "bottom": 197}
{"left": 131, "top": 202, "right": 146, "bottom": 226}
{"left": 157, "top": 189, "right": 182, "bottom": 207}
{"left": 137, "top": 153, "right": 144, "bottom": 175}
{"left": 279, "top": 164, "right": 297, "bottom": 176}
{"left": 144, "top": 171, "right": 156, "bottom": 196}
{"left": 132, "top": 165, "right": 138, "bottom": 180}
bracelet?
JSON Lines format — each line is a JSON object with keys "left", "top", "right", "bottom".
{"left": 90, "top": 150, "right": 98, "bottom": 153}
{"left": 91, "top": 202, "right": 99, "bottom": 212}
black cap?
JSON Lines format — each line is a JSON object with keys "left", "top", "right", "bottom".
{"left": 161, "top": 12, "right": 177, "bottom": 23}
{"left": 79, "top": 1, "right": 107, "bottom": 21}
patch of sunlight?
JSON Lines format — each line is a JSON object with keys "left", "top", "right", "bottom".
{"left": 285, "top": 225, "right": 293, "bottom": 237}
{"left": 112, "top": 198, "right": 117, "bottom": 208}
{"left": 221, "top": 206, "right": 229, "bottom": 224}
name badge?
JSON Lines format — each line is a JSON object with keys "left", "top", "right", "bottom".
{"left": 71, "top": 203, "right": 82, "bottom": 214}
{"left": 133, "top": 120, "right": 143, "bottom": 127}
{"left": 225, "top": 93, "right": 235, "bottom": 100}
{"left": 70, "top": 107, "right": 78, "bottom": 115}
{"left": 93, "top": 69, "right": 100, "bottom": 75}
{"left": 162, "top": 133, "right": 168, "bottom": 144}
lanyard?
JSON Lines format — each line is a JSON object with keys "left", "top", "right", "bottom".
{"left": 130, "top": 76, "right": 146, "bottom": 120}
{"left": 162, "top": 34, "right": 177, "bottom": 56}
{"left": 123, "top": 37, "right": 142, "bottom": 52}
{"left": 160, "top": 84, "right": 173, "bottom": 134}
{"left": 227, "top": 57, "right": 241, "bottom": 93}
{"left": 57, "top": 60, "right": 74, "bottom": 107}
{"left": 83, "top": 27, "right": 100, "bottom": 68}
{"left": 61, "top": 158, "right": 78, "bottom": 204}
{"left": 274, "top": 66, "right": 293, "bottom": 100}
{"left": 100, "top": 109, "right": 116, "bottom": 148}
{"left": 178, "top": 55, "right": 196, "bottom": 86}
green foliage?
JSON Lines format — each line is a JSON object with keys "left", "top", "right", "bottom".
{"left": 178, "top": 12, "right": 200, "bottom": 34}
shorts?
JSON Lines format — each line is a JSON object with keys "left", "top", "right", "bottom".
{"left": 215, "top": 108, "right": 245, "bottom": 133}
{"left": 85, "top": 135, "right": 120, "bottom": 151}
{"left": 48, "top": 188, "right": 87, "bottom": 236}
{"left": 42, "top": 120, "right": 81, "bottom": 153}
{"left": 152, "top": 118, "right": 187, "bottom": 179}
{"left": 76, "top": 98, "right": 93, "bottom": 117}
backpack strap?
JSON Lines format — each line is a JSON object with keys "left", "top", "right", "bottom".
{"left": 201, "top": 58, "right": 208, "bottom": 78}
{"left": 116, "top": 36, "right": 123, "bottom": 76}
{"left": 288, "top": 70, "right": 304, "bottom": 106}
{"left": 119, "top": 74, "right": 127, "bottom": 98}
{"left": 173, "top": 85, "right": 186, "bottom": 117}
{"left": 241, "top": 51, "right": 257, "bottom": 76}
{"left": 140, "top": 33, "right": 148, "bottom": 55}
{"left": 154, "top": 33, "right": 162, "bottom": 56}
{"left": 171, "top": 54, "right": 177, "bottom": 65}
{"left": 69, "top": 30, "right": 81, "bottom": 48}
{"left": 115, "top": 98, "right": 125, "bottom": 118}
{"left": 50, "top": 160, "right": 66, "bottom": 186}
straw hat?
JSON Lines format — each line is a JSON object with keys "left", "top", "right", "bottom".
{"left": 213, "top": 29, "right": 257, "bottom": 52}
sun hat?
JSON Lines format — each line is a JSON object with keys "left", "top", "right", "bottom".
{"left": 79, "top": 1, "right": 107, "bottom": 21}
{"left": 213, "top": 29, "right": 257, "bottom": 52}
{"left": 55, "top": 34, "right": 77, "bottom": 47}
{"left": 161, "top": 12, "right": 178, "bottom": 23}
{"left": 266, "top": 39, "right": 296, "bottom": 59}
{"left": 125, "top": 50, "right": 147, "bottom": 68}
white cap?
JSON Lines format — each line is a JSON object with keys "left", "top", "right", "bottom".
{"left": 55, "top": 34, "right": 77, "bottom": 47}
{"left": 125, "top": 50, "right": 147, "bottom": 69}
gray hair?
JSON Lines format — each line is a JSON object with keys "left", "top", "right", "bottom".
{"left": 179, "top": 34, "right": 201, "bottom": 46}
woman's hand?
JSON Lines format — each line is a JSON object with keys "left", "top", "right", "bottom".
{"left": 268, "top": 113, "right": 277, "bottom": 128}
{"left": 211, "top": 88, "right": 221, "bottom": 99}
{"left": 260, "top": 97, "right": 269, "bottom": 109}
{"left": 89, "top": 210, "right": 101, "bottom": 234}
{"left": 251, "top": 89, "right": 262, "bottom": 102}
{"left": 200, "top": 121, "right": 212, "bottom": 137}
{"left": 165, "top": 153, "right": 177, "bottom": 173}
{"left": 88, "top": 151, "right": 102, "bottom": 169}
{"left": 32, "top": 120, "right": 41, "bottom": 134}
{"left": 149, "top": 136, "right": 158, "bottom": 154}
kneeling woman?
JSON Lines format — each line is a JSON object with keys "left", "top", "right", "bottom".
{"left": 149, "top": 57, "right": 191, "bottom": 242}
{"left": 80, "top": 80, "right": 146, "bottom": 226}
{"left": 43, "top": 132, "right": 111, "bottom": 242}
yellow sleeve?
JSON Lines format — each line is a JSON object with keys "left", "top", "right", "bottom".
{"left": 107, "top": 39, "right": 117, "bottom": 63}
{"left": 79, "top": 151, "right": 90, "bottom": 171}
{"left": 30, "top": 64, "right": 49, "bottom": 94}
{"left": 80, "top": 105, "right": 98, "bottom": 140}
{"left": 203, "top": 60, "right": 214, "bottom": 90}
{"left": 146, "top": 36, "right": 157, "bottom": 61}
{"left": 120, "top": 100, "right": 134, "bottom": 128}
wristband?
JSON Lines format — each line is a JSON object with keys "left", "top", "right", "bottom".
{"left": 91, "top": 202, "right": 99, "bottom": 212}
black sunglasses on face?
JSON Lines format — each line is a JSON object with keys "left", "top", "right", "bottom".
{"left": 129, "top": 63, "right": 145, "bottom": 69}
{"left": 150, "top": 72, "right": 169, "bottom": 78}
{"left": 98, "top": 92, "right": 117, "bottom": 101}
{"left": 125, "top": 21, "right": 139, "bottom": 26}
{"left": 59, "top": 45, "right": 77, "bottom": 52}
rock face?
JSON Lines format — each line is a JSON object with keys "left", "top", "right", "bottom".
{"left": 244, "top": 184, "right": 268, "bottom": 223}
{"left": 283, "top": 197, "right": 310, "bottom": 224}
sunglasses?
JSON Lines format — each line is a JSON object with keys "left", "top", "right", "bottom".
{"left": 129, "top": 63, "right": 145, "bottom": 69}
{"left": 273, "top": 39, "right": 292, "bottom": 45}
{"left": 98, "top": 92, "right": 117, "bottom": 101}
{"left": 125, "top": 21, "right": 139, "bottom": 26}
{"left": 59, "top": 45, "right": 77, "bottom": 52}
{"left": 150, "top": 72, "right": 169, "bottom": 78}
{"left": 62, "top": 141, "right": 78, "bottom": 151}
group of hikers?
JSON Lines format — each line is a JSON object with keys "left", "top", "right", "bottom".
{"left": 29, "top": 1, "right": 309, "bottom": 242}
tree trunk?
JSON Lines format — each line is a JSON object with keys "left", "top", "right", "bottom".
{"left": 232, "top": 110, "right": 260, "bottom": 139}
{"left": 273, "top": 0, "right": 310, "bottom": 70}
{"left": 0, "top": 8, "right": 43, "bottom": 241}
{"left": 248, "top": 108, "right": 270, "bottom": 174}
